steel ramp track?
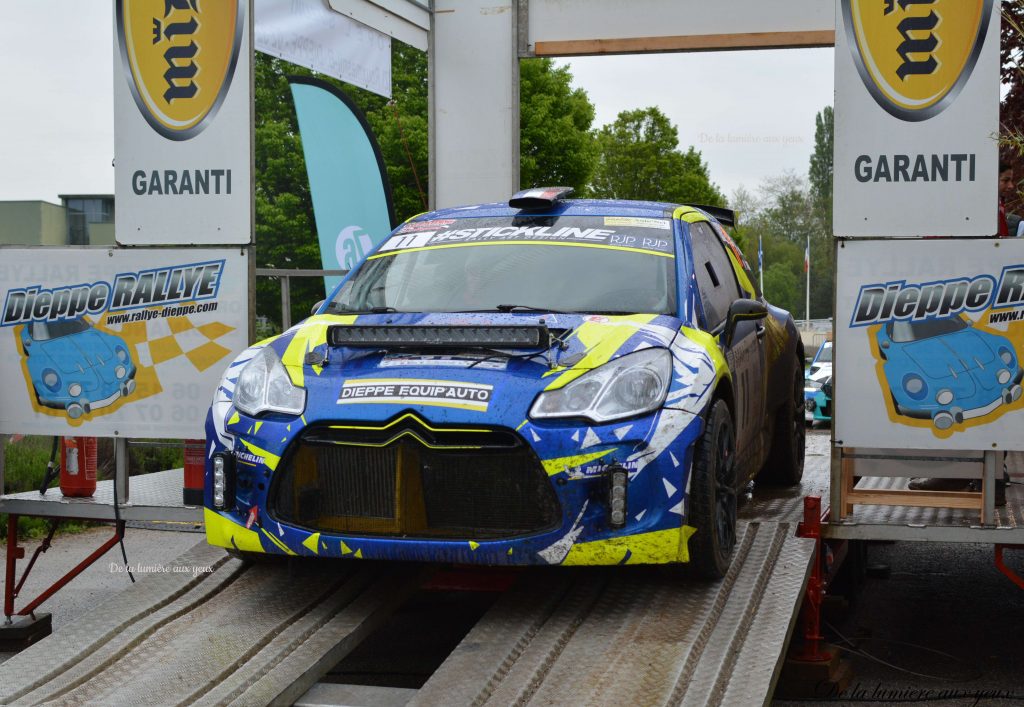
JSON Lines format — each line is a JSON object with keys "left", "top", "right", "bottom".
{"left": 0, "top": 541, "right": 424, "bottom": 707}
{"left": 411, "top": 521, "right": 815, "bottom": 707}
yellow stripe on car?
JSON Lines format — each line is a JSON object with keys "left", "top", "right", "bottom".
{"left": 561, "top": 526, "right": 698, "bottom": 565}
{"left": 543, "top": 314, "right": 658, "bottom": 388}
{"left": 280, "top": 314, "right": 358, "bottom": 386}
{"left": 204, "top": 508, "right": 264, "bottom": 553}
{"left": 541, "top": 449, "right": 615, "bottom": 477}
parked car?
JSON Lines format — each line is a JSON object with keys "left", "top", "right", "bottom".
{"left": 804, "top": 341, "right": 831, "bottom": 423}
{"left": 806, "top": 375, "right": 832, "bottom": 425}
{"left": 877, "top": 316, "right": 1023, "bottom": 430}
{"left": 20, "top": 317, "right": 137, "bottom": 419}
{"left": 204, "top": 189, "right": 805, "bottom": 578}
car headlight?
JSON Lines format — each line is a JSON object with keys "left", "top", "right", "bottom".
{"left": 999, "top": 346, "right": 1015, "bottom": 367}
{"left": 115, "top": 365, "right": 127, "bottom": 379}
{"left": 530, "top": 348, "right": 672, "bottom": 423}
{"left": 998, "top": 368, "right": 1011, "bottom": 385}
{"left": 234, "top": 346, "right": 307, "bottom": 417}
{"left": 903, "top": 373, "right": 927, "bottom": 401}
{"left": 42, "top": 369, "right": 61, "bottom": 392}
{"left": 69, "top": 383, "right": 83, "bottom": 397}
{"left": 115, "top": 346, "right": 128, "bottom": 362}
{"left": 936, "top": 388, "right": 953, "bottom": 405}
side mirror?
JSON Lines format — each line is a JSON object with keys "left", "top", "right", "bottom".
{"left": 881, "top": 339, "right": 890, "bottom": 349}
{"left": 723, "top": 299, "right": 768, "bottom": 348}
{"left": 311, "top": 300, "right": 325, "bottom": 316}
{"left": 822, "top": 378, "right": 833, "bottom": 398}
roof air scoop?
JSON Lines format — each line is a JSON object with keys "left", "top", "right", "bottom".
{"left": 509, "top": 187, "right": 574, "bottom": 210}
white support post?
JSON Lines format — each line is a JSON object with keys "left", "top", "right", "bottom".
{"left": 115, "top": 437, "right": 130, "bottom": 505}
{"left": 430, "top": 0, "right": 519, "bottom": 209}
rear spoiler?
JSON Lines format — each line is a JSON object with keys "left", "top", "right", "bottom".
{"left": 686, "top": 204, "right": 736, "bottom": 228}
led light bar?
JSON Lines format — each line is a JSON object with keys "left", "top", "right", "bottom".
{"left": 328, "top": 325, "right": 551, "bottom": 349}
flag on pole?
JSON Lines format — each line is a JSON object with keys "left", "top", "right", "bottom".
{"left": 757, "top": 234, "right": 764, "bottom": 294}
{"left": 805, "top": 235, "right": 811, "bottom": 323}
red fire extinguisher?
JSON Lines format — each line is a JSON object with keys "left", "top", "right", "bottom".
{"left": 183, "top": 439, "right": 205, "bottom": 506}
{"left": 60, "top": 437, "right": 98, "bottom": 498}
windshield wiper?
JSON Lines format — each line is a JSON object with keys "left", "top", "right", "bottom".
{"left": 455, "top": 304, "right": 574, "bottom": 314}
{"left": 327, "top": 306, "right": 399, "bottom": 314}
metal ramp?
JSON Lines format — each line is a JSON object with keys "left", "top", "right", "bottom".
{"left": 0, "top": 526, "right": 815, "bottom": 706}
{"left": 0, "top": 544, "right": 424, "bottom": 707}
{"left": 411, "top": 521, "right": 814, "bottom": 707}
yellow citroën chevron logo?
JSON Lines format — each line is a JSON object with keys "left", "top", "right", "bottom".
{"left": 844, "top": 0, "right": 994, "bottom": 122}
{"left": 117, "top": 0, "right": 244, "bottom": 140}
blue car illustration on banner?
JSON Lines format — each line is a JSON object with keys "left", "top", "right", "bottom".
{"left": 203, "top": 190, "right": 805, "bottom": 578}
{"left": 20, "top": 318, "right": 137, "bottom": 420}
{"left": 877, "top": 316, "right": 1023, "bottom": 431}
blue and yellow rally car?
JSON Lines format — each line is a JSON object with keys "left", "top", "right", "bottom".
{"left": 204, "top": 189, "right": 805, "bottom": 578}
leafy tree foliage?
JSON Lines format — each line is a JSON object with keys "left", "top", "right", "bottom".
{"left": 808, "top": 106, "right": 833, "bottom": 219}
{"left": 735, "top": 106, "right": 836, "bottom": 323}
{"left": 1002, "top": 0, "right": 1024, "bottom": 211}
{"left": 520, "top": 59, "right": 596, "bottom": 192}
{"left": 590, "top": 107, "right": 724, "bottom": 206}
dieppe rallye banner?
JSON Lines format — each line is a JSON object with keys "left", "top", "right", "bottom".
{"left": 836, "top": 239, "right": 1024, "bottom": 450}
{"left": 0, "top": 249, "right": 248, "bottom": 438}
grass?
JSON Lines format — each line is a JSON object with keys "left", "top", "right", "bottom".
{"left": 1, "top": 436, "right": 187, "bottom": 540}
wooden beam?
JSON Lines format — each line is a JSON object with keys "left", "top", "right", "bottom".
{"left": 533, "top": 30, "right": 836, "bottom": 57}
{"left": 846, "top": 488, "right": 981, "bottom": 511}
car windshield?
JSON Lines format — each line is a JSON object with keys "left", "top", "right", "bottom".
{"left": 327, "top": 215, "right": 677, "bottom": 315}
{"left": 888, "top": 317, "right": 968, "bottom": 343}
{"left": 30, "top": 318, "right": 91, "bottom": 341}
{"left": 817, "top": 344, "right": 832, "bottom": 363}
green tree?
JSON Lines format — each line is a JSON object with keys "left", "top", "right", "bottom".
{"left": 254, "top": 53, "right": 318, "bottom": 332}
{"left": 807, "top": 108, "right": 836, "bottom": 319}
{"left": 589, "top": 107, "right": 724, "bottom": 205}
{"left": 519, "top": 59, "right": 596, "bottom": 191}
{"left": 762, "top": 261, "right": 801, "bottom": 316}
{"left": 808, "top": 106, "right": 833, "bottom": 218}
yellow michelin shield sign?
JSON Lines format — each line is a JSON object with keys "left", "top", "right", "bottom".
{"left": 844, "top": 0, "right": 993, "bottom": 122}
{"left": 117, "top": 0, "right": 244, "bottom": 141}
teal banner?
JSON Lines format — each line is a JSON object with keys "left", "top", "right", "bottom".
{"left": 289, "top": 77, "right": 395, "bottom": 295}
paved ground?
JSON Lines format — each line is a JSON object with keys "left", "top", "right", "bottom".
{"left": 0, "top": 521, "right": 203, "bottom": 665}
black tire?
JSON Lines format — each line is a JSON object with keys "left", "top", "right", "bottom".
{"left": 687, "top": 399, "right": 738, "bottom": 580}
{"left": 759, "top": 357, "right": 806, "bottom": 485}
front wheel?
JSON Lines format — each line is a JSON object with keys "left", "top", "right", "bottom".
{"left": 759, "top": 357, "right": 805, "bottom": 486}
{"left": 687, "top": 399, "right": 738, "bottom": 580}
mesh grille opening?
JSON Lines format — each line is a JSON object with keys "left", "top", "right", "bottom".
{"left": 270, "top": 425, "right": 561, "bottom": 539}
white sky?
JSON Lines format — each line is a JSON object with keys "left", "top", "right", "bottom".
{"left": 560, "top": 49, "right": 835, "bottom": 202}
{"left": 0, "top": 2, "right": 833, "bottom": 206}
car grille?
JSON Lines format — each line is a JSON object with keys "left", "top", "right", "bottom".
{"left": 270, "top": 420, "right": 561, "bottom": 539}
